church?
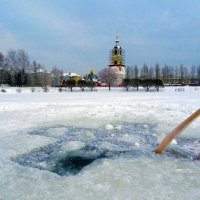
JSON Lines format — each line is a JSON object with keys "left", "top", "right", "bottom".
{"left": 109, "top": 33, "right": 126, "bottom": 86}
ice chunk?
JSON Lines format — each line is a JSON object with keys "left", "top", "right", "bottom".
{"left": 143, "top": 124, "right": 148, "bottom": 129}
{"left": 171, "top": 139, "right": 177, "bottom": 145}
{"left": 105, "top": 124, "right": 114, "bottom": 131}
{"left": 85, "top": 131, "right": 94, "bottom": 139}
{"left": 135, "top": 142, "right": 140, "bottom": 146}
{"left": 115, "top": 125, "right": 122, "bottom": 130}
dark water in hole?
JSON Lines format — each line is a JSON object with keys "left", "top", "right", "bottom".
{"left": 51, "top": 147, "right": 108, "bottom": 176}
{"left": 12, "top": 123, "right": 200, "bottom": 176}
{"left": 55, "top": 156, "right": 97, "bottom": 175}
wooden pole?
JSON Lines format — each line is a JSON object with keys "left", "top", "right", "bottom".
{"left": 154, "top": 109, "right": 200, "bottom": 154}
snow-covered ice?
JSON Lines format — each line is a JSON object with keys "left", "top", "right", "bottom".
{"left": 0, "top": 86, "right": 200, "bottom": 200}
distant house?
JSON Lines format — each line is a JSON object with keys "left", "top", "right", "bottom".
{"left": 61, "top": 72, "right": 82, "bottom": 86}
{"left": 30, "top": 69, "right": 52, "bottom": 86}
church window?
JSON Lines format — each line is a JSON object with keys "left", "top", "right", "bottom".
{"left": 115, "top": 50, "right": 117, "bottom": 55}
{"left": 114, "top": 61, "right": 117, "bottom": 65}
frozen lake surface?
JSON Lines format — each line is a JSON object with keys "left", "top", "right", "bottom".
{"left": 0, "top": 87, "right": 200, "bottom": 200}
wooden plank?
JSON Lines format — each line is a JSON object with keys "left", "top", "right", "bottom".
{"left": 154, "top": 109, "right": 200, "bottom": 154}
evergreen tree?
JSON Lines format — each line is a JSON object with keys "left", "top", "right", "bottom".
{"left": 153, "top": 78, "right": 163, "bottom": 91}
{"left": 141, "top": 79, "right": 153, "bottom": 91}
{"left": 64, "top": 79, "right": 76, "bottom": 92}
{"left": 77, "top": 80, "right": 87, "bottom": 91}
{"left": 131, "top": 78, "right": 141, "bottom": 90}
{"left": 122, "top": 78, "right": 131, "bottom": 91}
{"left": 87, "top": 81, "right": 96, "bottom": 91}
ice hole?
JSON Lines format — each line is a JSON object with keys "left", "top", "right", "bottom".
{"left": 12, "top": 123, "right": 200, "bottom": 177}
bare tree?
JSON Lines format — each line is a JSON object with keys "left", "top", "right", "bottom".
{"left": 162, "top": 65, "right": 170, "bottom": 83}
{"left": 17, "top": 49, "right": 30, "bottom": 71}
{"left": 174, "top": 66, "right": 179, "bottom": 78}
{"left": 197, "top": 66, "right": 200, "bottom": 79}
{"left": 0, "top": 52, "right": 5, "bottom": 85}
{"left": 179, "top": 65, "right": 184, "bottom": 82}
{"left": 125, "top": 66, "right": 131, "bottom": 78}
{"left": 129, "top": 66, "right": 135, "bottom": 78}
{"left": 4, "top": 49, "right": 30, "bottom": 86}
{"left": 6, "top": 49, "right": 18, "bottom": 70}
{"left": 17, "top": 49, "right": 30, "bottom": 85}
{"left": 134, "top": 65, "right": 139, "bottom": 78}
{"left": 169, "top": 66, "right": 174, "bottom": 79}
{"left": 184, "top": 66, "right": 188, "bottom": 78}
{"left": 141, "top": 63, "right": 149, "bottom": 78}
{"left": 190, "top": 66, "right": 196, "bottom": 78}
{"left": 149, "top": 66, "right": 155, "bottom": 78}
{"left": 0, "top": 52, "right": 4, "bottom": 68}
{"left": 51, "top": 66, "right": 63, "bottom": 87}
{"left": 98, "top": 67, "right": 117, "bottom": 91}
{"left": 0, "top": 52, "right": 12, "bottom": 86}
{"left": 155, "top": 63, "right": 160, "bottom": 78}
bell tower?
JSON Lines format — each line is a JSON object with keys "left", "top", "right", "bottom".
{"left": 109, "top": 33, "right": 126, "bottom": 86}
{"left": 111, "top": 33, "right": 124, "bottom": 66}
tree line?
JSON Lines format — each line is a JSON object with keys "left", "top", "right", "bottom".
{"left": 122, "top": 78, "right": 163, "bottom": 91}
{"left": 1, "top": 49, "right": 200, "bottom": 88}
{"left": 126, "top": 64, "right": 200, "bottom": 83}
{"left": 61, "top": 79, "right": 96, "bottom": 92}
{"left": 61, "top": 77, "right": 163, "bottom": 92}
{"left": 0, "top": 49, "right": 62, "bottom": 87}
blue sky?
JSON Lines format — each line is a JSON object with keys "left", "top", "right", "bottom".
{"left": 0, "top": 0, "right": 200, "bottom": 74}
